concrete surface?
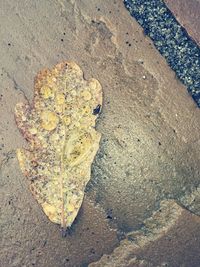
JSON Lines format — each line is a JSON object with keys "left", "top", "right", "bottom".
{"left": 90, "top": 200, "right": 200, "bottom": 267}
{"left": 0, "top": 1, "right": 200, "bottom": 266}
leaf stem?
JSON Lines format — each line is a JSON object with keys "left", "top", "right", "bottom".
{"left": 60, "top": 126, "right": 67, "bottom": 229}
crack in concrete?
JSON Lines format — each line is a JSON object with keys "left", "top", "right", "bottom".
{"left": 180, "top": 186, "right": 200, "bottom": 215}
{"left": 0, "top": 150, "right": 16, "bottom": 170}
{"left": 2, "top": 68, "right": 29, "bottom": 102}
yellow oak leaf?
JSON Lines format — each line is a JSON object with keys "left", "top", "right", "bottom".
{"left": 15, "top": 61, "right": 102, "bottom": 230}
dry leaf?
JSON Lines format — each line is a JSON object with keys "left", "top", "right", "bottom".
{"left": 15, "top": 61, "right": 102, "bottom": 229}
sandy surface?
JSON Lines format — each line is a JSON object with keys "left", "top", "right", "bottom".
{"left": 0, "top": 1, "right": 200, "bottom": 266}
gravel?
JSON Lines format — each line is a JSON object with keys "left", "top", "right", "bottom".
{"left": 124, "top": 0, "right": 200, "bottom": 107}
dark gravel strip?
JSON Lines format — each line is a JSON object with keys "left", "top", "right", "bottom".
{"left": 124, "top": 0, "right": 200, "bottom": 107}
